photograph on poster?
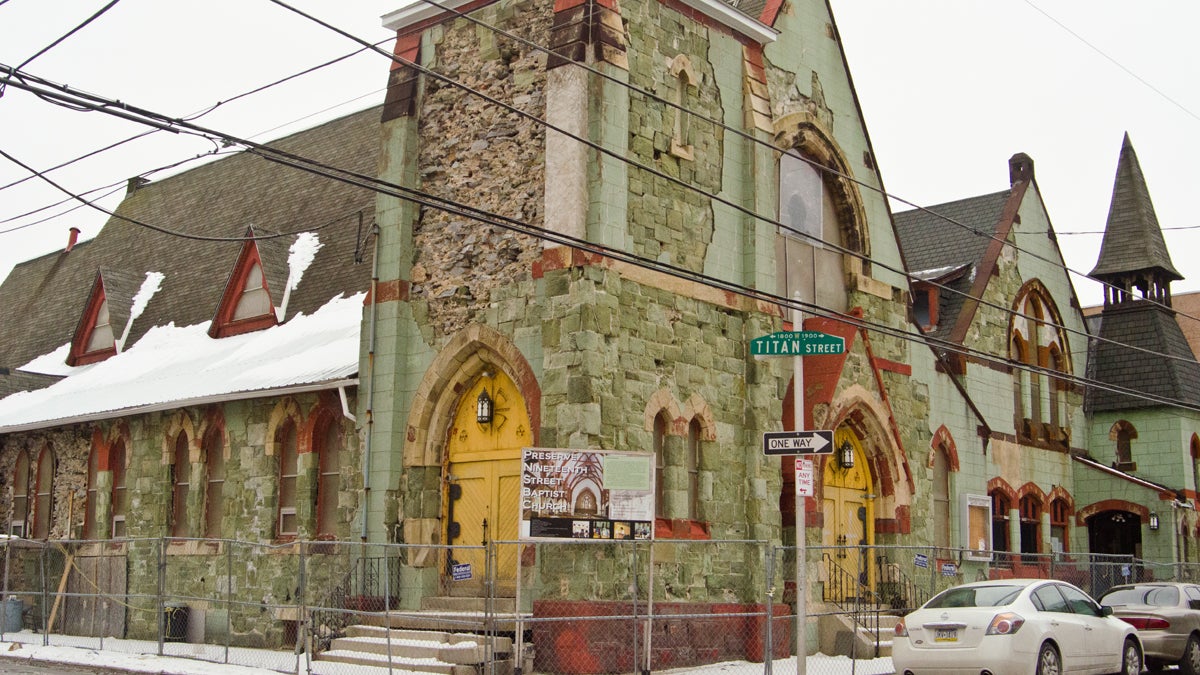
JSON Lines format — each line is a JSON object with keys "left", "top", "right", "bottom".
{"left": 520, "top": 448, "right": 654, "bottom": 540}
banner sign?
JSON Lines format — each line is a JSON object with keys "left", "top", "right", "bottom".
{"left": 520, "top": 448, "right": 655, "bottom": 541}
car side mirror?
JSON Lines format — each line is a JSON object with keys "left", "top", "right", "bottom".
{"left": 1100, "top": 605, "right": 1114, "bottom": 617}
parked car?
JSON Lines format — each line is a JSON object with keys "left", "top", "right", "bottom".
{"left": 1098, "top": 581, "right": 1200, "bottom": 673}
{"left": 892, "top": 578, "right": 1141, "bottom": 675}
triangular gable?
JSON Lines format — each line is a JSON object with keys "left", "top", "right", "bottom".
{"left": 209, "top": 227, "right": 283, "bottom": 338}
{"left": 67, "top": 268, "right": 143, "bottom": 366}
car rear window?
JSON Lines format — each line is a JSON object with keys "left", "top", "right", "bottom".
{"left": 1101, "top": 585, "right": 1179, "bottom": 607}
{"left": 926, "top": 585, "right": 1023, "bottom": 609}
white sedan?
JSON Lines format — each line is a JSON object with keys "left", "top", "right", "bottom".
{"left": 892, "top": 578, "right": 1142, "bottom": 675}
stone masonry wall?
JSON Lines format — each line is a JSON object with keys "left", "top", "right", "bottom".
{"left": 409, "top": 0, "right": 551, "bottom": 341}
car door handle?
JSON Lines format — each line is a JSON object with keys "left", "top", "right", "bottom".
{"left": 1084, "top": 625, "right": 1094, "bottom": 631}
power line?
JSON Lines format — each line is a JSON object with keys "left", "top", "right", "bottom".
{"left": 13, "top": 0, "right": 121, "bottom": 72}
{"left": 4, "top": 65, "right": 1197, "bottom": 418}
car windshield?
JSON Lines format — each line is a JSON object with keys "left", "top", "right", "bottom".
{"left": 926, "top": 584, "right": 1023, "bottom": 609}
{"left": 1101, "top": 585, "right": 1179, "bottom": 607}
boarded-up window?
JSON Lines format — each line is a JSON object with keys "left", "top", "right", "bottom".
{"left": 687, "top": 419, "right": 701, "bottom": 521}
{"left": 933, "top": 448, "right": 951, "bottom": 549}
{"left": 33, "top": 448, "right": 55, "bottom": 540}
{"left": 316, "top": 420, "right": 340, "bottom": 537}
{"left": 11, "top": 450, "right": 30, "bottom": 537}
{"left": 277, "top": 421, "right": 299, "bottom": 537}
{"left": 170, "top": 432, "right": 190, "bottom": 538}
{"left": 653, "top": 413, "right": 667, "bottom": 518}
{"left": 203, "top": 428, "right": 224, "bottom": 539}
{"left": 110, "top": 442, "right": 127, "bottom": 538}
{"left": 83, "top": 448, "right": 98, "bottom": 539}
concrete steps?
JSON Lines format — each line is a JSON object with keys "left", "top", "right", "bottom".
{"left": 819, "top": 610, "right": 902, "bottom": 659}
{"left": 317, "top": 625, "right": 513, "bottom": 675}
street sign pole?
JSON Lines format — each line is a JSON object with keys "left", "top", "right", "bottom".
{"left": 793, "top": 299, "right": 807, "bottom": 675}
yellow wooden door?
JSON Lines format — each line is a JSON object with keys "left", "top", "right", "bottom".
{"left": 445, "top": 370, "right": 529, "bottom": 597}
{"left": 822, "top": 430, "right": 873, "bottom": 602}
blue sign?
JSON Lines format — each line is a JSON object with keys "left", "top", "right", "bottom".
{"left": 914, "top": 553, "right": 929, "bottom": 569}
{"left": 940, "top": 562, "right": 958, "bottom": 577}
{"left": 452, "top": 562, "right": 472, "bottom": 581}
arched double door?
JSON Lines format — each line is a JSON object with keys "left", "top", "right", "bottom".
{"left": 444, "top": 370, "right": 531, "bottom": 597}
{"left": 822, "top": 428, "right": 874, "bottom": 601}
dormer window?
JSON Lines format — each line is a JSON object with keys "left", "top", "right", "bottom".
{"left": 86, "top": 298, "right": 114, "bottom": 353}
{"left": 210, "top": 229, "right": 280, "bottom": 338}
{"left": 68, "top": 274, "right": 118, "bottom": 366}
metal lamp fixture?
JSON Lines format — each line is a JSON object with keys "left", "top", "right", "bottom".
{"left": 476, "top": 388, "right": 494, "bottom": 424}
{"left": 839, "top": 440, "right": 855, "bottom": 469}
{"left": 1149, "top": 512, "right": 1159, "bottom": 531}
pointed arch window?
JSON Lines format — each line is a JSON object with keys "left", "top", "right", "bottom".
{"left": 653, "top": 412, "right": 667, "bottom": 519}
{"left": 687, "top": 418, "right": 701, "bottom": 521}
{"left": 276, "top": 420, "right": 299, "bottom": 538}
{"left": 33, "top": 447, "right": 55, "bottom": 540}
{"left": 203, "top": 427, "right": 225, "bottom": 539}
{"left": 1009, "top": 283, "right": 1072, "bottom": 445}
{"left": 933, "top": 447, "right": 952, "bottom": 550}
{"left": 776, "top": 149, "right": 849, "bottom": 315}
{"left": 10, "top": 450, "right": 31, "bottom": 537}
{"left": 1049, "top": 498, "right": 1071, "bottom": 554}
{"left": 1111, "top": 420, "right": 1137, "bottom": 471}
{"left": 1019, "top": 493, "right": 1042, "bottom": 561}
{"left": 169, "top": 432, "right": 190, "bottom": 538}
{"left": 109, "top": 441, "right": 127, "bottom": 538}
{"left": 991, "top": 490, "right": 1011, "bottom": 558}
{"left": 315, "top": 418, "right": 341, "bottom": 538}
{"left": 83, "top": 447, "right": 99, "bottom": 539}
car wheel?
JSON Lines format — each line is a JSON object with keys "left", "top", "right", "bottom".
{"left": 1181, "top": 633, "right": 1200, "bottom": 675}
{"left": 1037, "top": 642, "right": 1061, "bottom": 675}
{"left": 1119, "top": 638, "right": 1142, "bottom": 675}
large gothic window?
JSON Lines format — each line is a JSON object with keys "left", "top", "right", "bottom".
{"left": 1009, "top": 284, "right": 1072, "bottom": 445}
{"left": 776, "top": 151, "right": 847, "bottom": 313}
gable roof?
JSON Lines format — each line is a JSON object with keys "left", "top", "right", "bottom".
{"left": 1089, "top": 133, "right": 1181, "bottom": 282}
{"left": 892, "top": 190, "right": 1011, "bottom": 341}
{"left": 0, "top": 106, "right": 380, "bottom": 420}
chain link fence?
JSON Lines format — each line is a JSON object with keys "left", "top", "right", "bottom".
{"left": 0, "top": 536, "right": 1193, "bottom": 675}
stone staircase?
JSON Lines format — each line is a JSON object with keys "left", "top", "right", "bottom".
{"left": 316, "top": 596, "right": 522, "bottom": 674}
{"left": 818, "top": 610, "right": 902, "bottom": 659}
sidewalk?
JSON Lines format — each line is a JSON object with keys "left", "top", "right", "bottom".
{"left": 0, "top": 630, "right": 896, "bottom": 675}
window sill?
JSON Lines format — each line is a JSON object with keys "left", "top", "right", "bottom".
{"left": 654, "top": 518, "right": 710, "bottom": 540}
{"left": 166, "top": 539, "right": 223, "bottom": 555}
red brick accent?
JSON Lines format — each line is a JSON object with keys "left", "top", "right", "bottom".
{"left": 987, "top": 477, "right": 1017, "bottom": 504}
{"left": 931, "top": 424, "right": 960, "bottom": 471}
{"left": 1074, "top": 499, "right": 1149, "bottom": 527}
{"left": 759, "top": 0, "right": 787, "bottom": 26}
{"left": 871, "top": 357, "right": 911, "bottom": 376}
{"left": 532, "top": 600, "right": 790, "bottom": 672}
{"left": 653, "top": 518, "right": 711, "bottom": 540}
{"left": 370, "top": 279, "right": 410, "bottom": 304}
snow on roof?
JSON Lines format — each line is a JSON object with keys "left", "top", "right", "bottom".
{"left": 0, "top": 292, "right": 365, "bottom": 433}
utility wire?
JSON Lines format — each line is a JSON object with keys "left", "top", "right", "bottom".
{"left": 262, "top": 1, "right": 1200, "bottom": 370}
{"left": 2, "top": 65, "right": 1196, "bottom": 416}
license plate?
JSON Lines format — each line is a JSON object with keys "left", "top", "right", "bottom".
{"left": 934, "top": 628, "right": 958, "bottom": 642}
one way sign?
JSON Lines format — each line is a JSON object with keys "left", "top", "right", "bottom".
{"left": 762, "top": 430, "right": 834, "bottom": 456}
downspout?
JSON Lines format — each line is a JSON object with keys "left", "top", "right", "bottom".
{"left": 338, "top": 386, "right": 355, "bottom": 423}
{"left": 360, "top": 224, "right": 380, "bottom": 540}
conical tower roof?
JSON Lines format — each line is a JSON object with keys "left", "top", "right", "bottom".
{"left": 1089, "top": 133, "right": 1181, "bottom": 281}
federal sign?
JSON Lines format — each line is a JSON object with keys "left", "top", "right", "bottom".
{"left": 452, "top": 563, "right": 472, "bottom": 581}
{"left": 750, "top": 331, "right": 845, "bottom": 357}
{"left": 763, "top": 430, "right": 834, "bottom": 456}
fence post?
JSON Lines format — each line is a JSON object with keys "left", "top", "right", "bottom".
{"left": 631, "top": 541, "right": 639, "bottom": 675}
{"left": 385, "top": 544, "right": 395, "bottom": 675}
{"left": 39, "top": 543, "right": 47, "bottom": 646}
{"left": 297, "top": 540, "right": 307, "bottom": 675}
{"left": 1, "top": 537, "right": 11, "bottom": 640}
{"left": 156, "top": 537, "right": 165, "bottom": 655}
{"left": 765, "top": 545, "right": 774, "bottom": 675}
{"left": 225, "top": 540, "right": 232, "bottom": 664}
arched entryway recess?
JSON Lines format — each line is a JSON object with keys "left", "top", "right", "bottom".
{"left": 401, "top": 324, "right": 540, "bottom": 597}
{"left": 818, "top": 385, "right": 913, "bottom": 602}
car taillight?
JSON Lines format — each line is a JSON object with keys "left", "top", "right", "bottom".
{"left": 894, "top": 620, "right": 908, "bottom": 637}
{"left": 1121, "top": 616, "right": 1171, "bottom": 630}
{"left": 986, "top": 612, "right": 1025, "bottom": 635}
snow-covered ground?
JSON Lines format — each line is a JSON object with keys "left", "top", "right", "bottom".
{"left": 0, "top": 631, "right": 896, "bottom": 675}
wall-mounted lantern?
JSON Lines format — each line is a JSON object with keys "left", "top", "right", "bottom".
{"left": 1149, "top": 512, "right": 1159, "bottom": 531}
{"left": 476, "top": 389, "right": 493, "bottom": 425}
{"left": 839, "top": 441, "right": 855, "bottom": 470}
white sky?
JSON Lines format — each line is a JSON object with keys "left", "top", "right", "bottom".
{"left": 1, "top": 1, "right": 1198, "bottom": 309}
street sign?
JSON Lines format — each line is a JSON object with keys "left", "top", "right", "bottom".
{"left": 750, "top": 331, "right": 845, "bottom": 357}
{"left": 763, "top": 430, "right": 834, "bottom": 455}
{"left": 795, "top": 458, "right": 814, "bottom": 496}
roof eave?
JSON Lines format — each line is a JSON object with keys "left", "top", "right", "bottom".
{"left": 0, "top": 377, "right": 358, "bottom": 435}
